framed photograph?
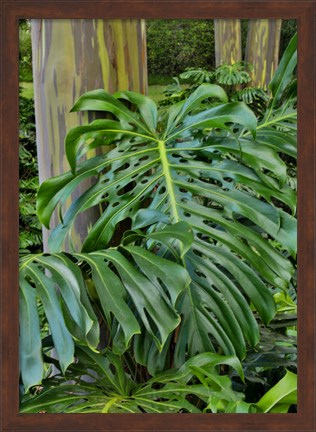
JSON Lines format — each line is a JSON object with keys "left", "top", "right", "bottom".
{"left": 1, "top": 1, "right": 315, "bottom": 431}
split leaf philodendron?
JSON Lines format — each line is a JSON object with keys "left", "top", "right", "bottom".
{"left": 19, "top": 223, "right": 192, "bottom": 392}
{"left": 19, "top": 34, "right": 297, "bottom": 412}
{"left": 34, "top": 82, "right": 295, "bottom": 369}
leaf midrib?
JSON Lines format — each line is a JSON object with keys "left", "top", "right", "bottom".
{"left": 158, "top": 140, "right": 180, "bottom": 223}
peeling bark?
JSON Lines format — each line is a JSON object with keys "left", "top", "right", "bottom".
{"left": 245, "top": 19, "right": 282, "bottom": 89}
{"left": 214, "top": 19, "right": 242, "bottom": 66}
{"left": 31, "top": 19, "right": 147, "bottom": 251}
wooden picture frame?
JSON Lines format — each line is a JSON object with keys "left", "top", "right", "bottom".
{"left": 1, "top": 1, "right": 315, "bottom": 430}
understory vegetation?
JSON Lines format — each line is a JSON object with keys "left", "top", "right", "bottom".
{"left": 19, "top": 95, "right": 42, "bottom": 253}
{"left": 19, "top": 32, "right": 297, "bottom": 413}
{"left": 146, "top": 19, "right": 296, "bottom": 81}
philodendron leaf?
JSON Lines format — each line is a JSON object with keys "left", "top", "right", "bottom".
{"left": 20, "top": 265, "right": 75, "bottom": 380}
{"left": 269, "top": 33, "right": 297, "bottom": 108}
{"left": 256, "top": 370, "right": 297, "bottom": 413}
{"left": 114, "top": 90, "right": 158, "bottom": 134}
{"left": 99, "top": 248, "right": 181, "bottom": 352}
{"left": 19, "top": 253, "right": 100, "bottom": 391}
{"left": 123, "top": 220, "right": 194, "bottom": 259}
{"left": 132, "top": 208, "right": 170, "bottom": 229}
{"left": 19, "top": 238, "right": 190, "bottom": 390}
{"left": 19, "top": 276, "right": 43, "bottom": 393}
{"left": 70, "top": 89, "right": 154, "bottom": 136}
{"left": 74, "top": 246, "right": 188, "bottom": 353}
{"left": 164, "top": 83, "right": 229, "bottom": 136}
{"left": 37, "top": 83, "right": 295, "bottom": 360}
{"left": 65, "top": 119, "right": 129, "bottom": 173}
{"left": 122, "top": 245, "right": 191, "bottom": 306}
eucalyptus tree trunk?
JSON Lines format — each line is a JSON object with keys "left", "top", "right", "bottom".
{"left": 32, "top": 19, "right": 147, "bottom": 252}
{"left": 245, "top": 19, "right": 282, "bottom": 89}
{"left": 214, "top": 19, "right": 242, "bottom": 66}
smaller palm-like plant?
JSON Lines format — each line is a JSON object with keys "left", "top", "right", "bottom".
{"left": 161, "top": 62, "right": 270, "bottom": 116}
{"left": 214, "top": 62, "right": 251, "bottom": 86}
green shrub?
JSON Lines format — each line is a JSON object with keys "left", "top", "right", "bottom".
{"left": 280, "top": 20, "right": 297, "bottom": 58}
{"left": 146, "top": 19, "right": 296, "bottom": 80}
{"left": 19, "top": 20, "right": 33, "bottom": 82}
{"left": 158, "top": 63, "right": 270, "bottom": 118}
{"left": 19, "top": 95, "right": 42, "bottom": 253}
{"left": 146, "top": 20, "right": 215, "bottom": 77}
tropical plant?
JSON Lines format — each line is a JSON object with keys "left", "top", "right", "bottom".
{"left": 20, "top": 347, "right": 296, "bottom": 414}
{"left": 249, "top": 32, "right": 297, "bottom": 191}
{"left": 214, "top": 62, "right": 251, "bottom": 86}
{"left": 146, "top": 20, "right": 215, "bottom": 78}
{"left": 20, "top": 351, "right": 242, "bottom": 413}
{"left": 36, "top": 72, "right": 295, "bottom": 359}
{"left": 35, "top": 84, "right": 280, "bottom": 365}
{"left": 160, "top": 63, "right": 270, "bottom": 117}
{"left": 19, "top": 20, "right": 33, "bottom": 82}
{"left": 19, "top": 33, "right": 297, "bottom": 413}
{"left": 19, "top": 222, "right": 192, "bottom": 392}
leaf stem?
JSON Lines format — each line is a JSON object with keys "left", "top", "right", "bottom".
{"left": 158, "top": 140, "right": 180, "bottom": 223}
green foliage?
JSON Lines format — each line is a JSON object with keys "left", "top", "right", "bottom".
{"left": 33, "top": 80, "right": 296, "bottom": 373}
{"left": 146, "top": 20, "right": 215, "bottom": 77}
{"left": 19, "top": 33, "right": 297, "bottom": 414}
{"left": 214, "top": 62, "right": 251, "bottom": 86}
{"left": 146, "top": 19, "right": 296, "bottom": 81}
{"left": 20, "top": 348, "right": 296, "bottom": 414}
{"left": 37, "top": 85, "right": 289, "bottom": 363}
{"left": 19, "top": 96, "right": 42, "bottom": 253}
{"left": 279, "top": 20, "right": 297, "bottom": 59}
{"left": 200, "top": 367, "right": 296, "bottom": 413}
{"left": 19, "top": 223, "right": 192, "bottom": 392}
{"left": 20, "top": 351, "right": 245, "bottom": 413}
{"left": 19, "top": 20, "right": 33, "bottom": 82}
{"left": 254, "top": 33, "right": 297, "bottom": 194}
{"left": 180, "top": 68, "right": 214, "bottom": 85}
{"left": 160, "top": 62, "right": 270, "bottom": 117}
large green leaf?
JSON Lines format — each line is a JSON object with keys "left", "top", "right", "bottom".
{"left": 243, "top": 33, "right": 297, "bottom": 196}
{"left": 76, "top": 247, "right": 186, "bottom": 352}
{"left": 256, "top": 370, "right": 297, "bottom": 413}
{"left": 19, "top": 275, "right": 43, "bottom": 393}
{"left": 19, "top": 227, "right": 190, "bottom": 390}
{"left": 20, "top": 256, "right": 77, "bottom": 378}
{"left": 37, "top": 84, "right": 296, "bottom": 362}
{"left": 268, "top": 33, "right": 297, "bottom": 109}
{"left": 190, "top": 363, "right": 296, "bottom": 413}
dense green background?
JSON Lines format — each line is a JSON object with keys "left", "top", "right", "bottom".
{"left": 146, "top": 19, "right": 296, "bottom": 82}
{"left": 20, "top": 19, "right": 297, "bottom": 84}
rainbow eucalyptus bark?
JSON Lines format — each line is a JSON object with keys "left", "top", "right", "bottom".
{"left": 31, "top": 19, "right": 147, "bottom": 252}
{"left": 214, "top": 19, "right": 242, "bottom": 66}
{"left": 245, "top": 19, "right": 282, "bottom": 89}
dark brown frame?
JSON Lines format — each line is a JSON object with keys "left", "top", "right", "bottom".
{"left": 1, "top": 1, "right": 315, "bottom": 431}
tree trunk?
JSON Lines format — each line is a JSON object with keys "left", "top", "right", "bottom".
{"left": 245, "top": 19, "right": 282, "bottom": 89}
{"left": 214, "top": 19, "right": 242, "bottom": 66}
{"left": 31, "top": 19, "right": 147, "bottom": 252}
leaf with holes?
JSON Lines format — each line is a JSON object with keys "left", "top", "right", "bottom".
{"left": 37, "top": 83, "right": 296, "bottom": 363}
